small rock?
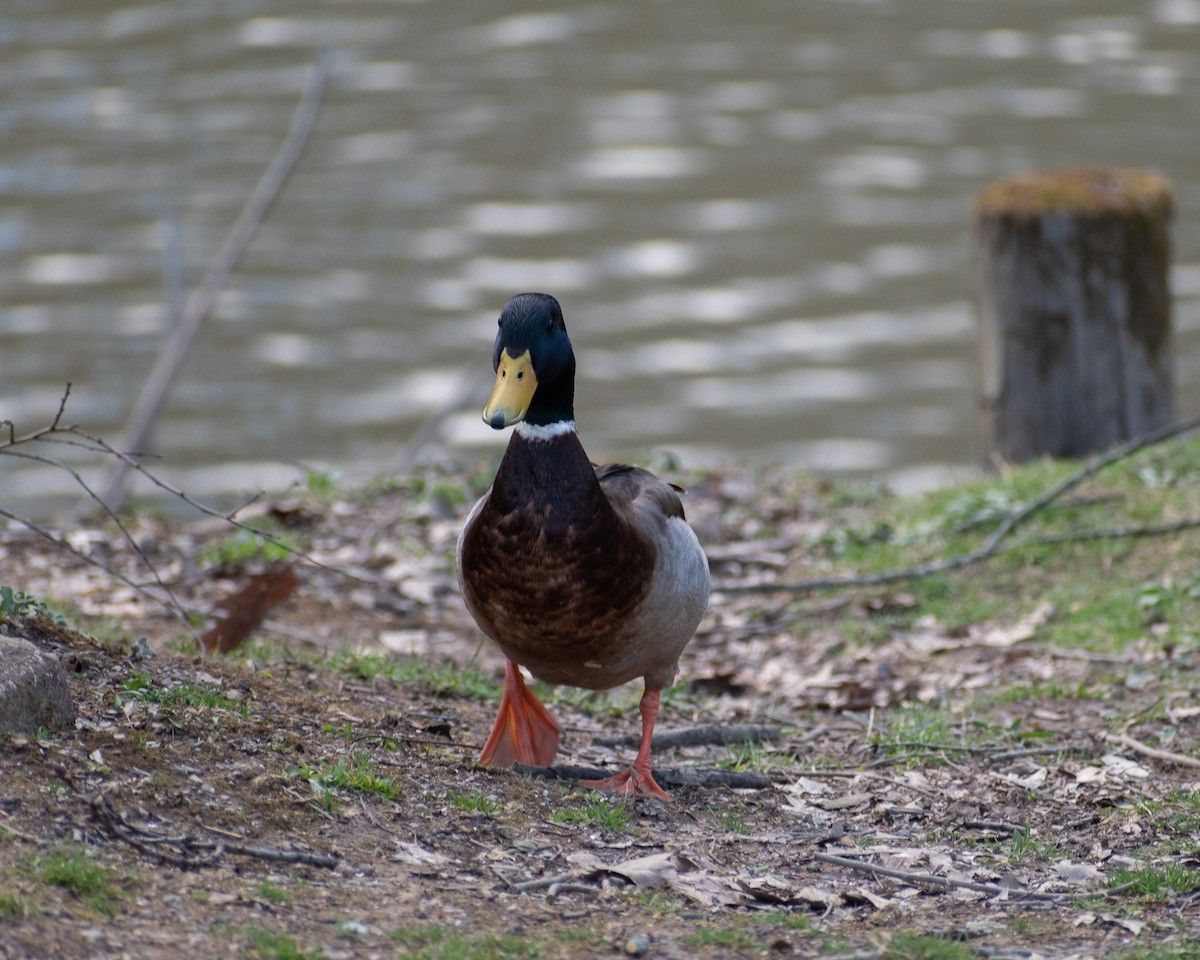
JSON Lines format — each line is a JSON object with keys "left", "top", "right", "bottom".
{"left": 0, "top": 635, "right": 76, "bottom": 733}
{"left": 623, "top": 933, "right": 651, "bottom": 957}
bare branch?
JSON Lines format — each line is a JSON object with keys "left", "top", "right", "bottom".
{"left": 95, "top": 50, "right": 333, "bottom": 512}
{"left": 75, "top": 424, "right": 365, "bottom": 583}
{"left": 0, "top": 503, "right": 193, "bottom": 629}
{"left": 812, "top": 852, "right": 1067, "bottom": 902}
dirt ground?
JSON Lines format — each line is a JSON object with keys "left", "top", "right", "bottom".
{"left": 1, "top": 468, "right": 1199, "bottom": 959}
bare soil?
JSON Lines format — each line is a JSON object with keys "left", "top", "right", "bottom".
{"left": 1, "top": 470, "right": 1198, "bottom": 959}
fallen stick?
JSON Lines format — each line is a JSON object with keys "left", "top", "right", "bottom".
{"left": 95, "top": 49, "right": 333, "bottom": 512}
{"left": 813, "top": 852, "right": 1066, "bottom": 902}
{"left": 590, "top": 723, "right": 783, "bottom": 750}
{"left": 1107, "top": 732, "right": 1200, "bottom": 769}
{"left": 501, "top": 763, "right": 772, "bottom": 790}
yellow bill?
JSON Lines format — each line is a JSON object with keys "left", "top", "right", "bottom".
{"left": 483, "top": 348, "right": 537, "bottom": 429}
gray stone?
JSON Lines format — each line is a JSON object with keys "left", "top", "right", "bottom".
{"left": 0, "top": 635, "right": 76, "bottom": 733}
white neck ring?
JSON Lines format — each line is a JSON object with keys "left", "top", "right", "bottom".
{"left": 515, "top": 420, "right": 576, "bottom": 442}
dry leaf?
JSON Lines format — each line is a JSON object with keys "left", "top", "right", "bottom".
{"left": 1055, "top": 861, "right": 1103, "bottom": 885}
{"left": 1101, "top": 914, "right": 1146, "bottom": 936}
{"left": 393, "top": 841, "right": 452, "bottom": 868}
{"left": 201, "top": 563, "right": 299, "bottom": 653}
{"left": 737, "top": 874, "right": 796, "bottom": 904}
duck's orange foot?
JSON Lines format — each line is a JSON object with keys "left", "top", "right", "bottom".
{"left": 580, "top": 767, "right": 672, "bottom": 802}
{"left": 479, "top": 660, "right": 561, "bottom": 768}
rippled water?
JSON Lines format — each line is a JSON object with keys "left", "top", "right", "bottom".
{"left": 3, "top": 0, "right": 1200, "bottom": 515}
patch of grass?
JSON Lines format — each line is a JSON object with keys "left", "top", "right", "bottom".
{"left": 877, "top": 932, "right": 978, "bottom": 960}
{"left": 709, "top": 804, "right": 748, "bottom": 834}
{"left": 256, "top": 881, "right": 293, "bottom": 905}
{"left": 544, "top": 684, "right": 629, "bottom": 719}
{"left": 866, "top": 704, "right": 998, "bottom": 766}
{"left": 388, "top": 924, "right": 538, "bottom": 960}
{"left": 680, "top": 911, "right": 808, "bottom": 954}
{"left": 1109, "top": 940, "right": 1200, "bottom": 960}
{"left": 290, "top": 755, "right": 400, "bottom": 809}
{"left": 323, "top": 651, "right": 499, "bottom": 701}
{"left": 448, "top": 791, "right": 501, "bottom": 816}
{"left": 33, "top": 847, "right": 122, "bottom": 916}
{"left": 986, "top": 827, "right": 1063, "bottom": 866}
{"left": 1109, "top": 863, "right": 1200, "bottom": 898}
{"left": 715, "top": 740, "right": 797, "bottom": 774}
{"left": 121, "top": 670, "right": 246, "bottom": 714}
{"left": 987, "top": 679, "right": 1097, "bottom": 703}
{"left": 304, "top": 469, "right": 339, "bottom": 500}
{"left": 681, "top": 925, "right": 758, "bottom": 952}
{"left": 201, "top": 525, "right": 297, "bottom": 569}
{"left": 245, "top": 927, "right": 323, "bottom": 960}
{"left": 625, "top": 890, "right": 680, "bottom": 915}
{"left": 550, "top": 797, "right": 631, "bottom": 832}
{"left": 0, "top": 889, "right": 30, "bottom": 918}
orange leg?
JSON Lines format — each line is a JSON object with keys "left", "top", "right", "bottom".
{"left": 478, "top": 660, "right": 561, "bottom": 767}
{"left": 580, "top": 687, "right": 671, "bottom": 802}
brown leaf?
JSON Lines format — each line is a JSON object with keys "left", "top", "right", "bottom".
{"left": 201, "top": 563, "right": 299, "bottom": 654}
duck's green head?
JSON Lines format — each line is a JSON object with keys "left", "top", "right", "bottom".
{"left": 483, "top": 292, "right": 576, "bottom": 429}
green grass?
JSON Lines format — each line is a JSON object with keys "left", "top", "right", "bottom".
{"left": 448, "top": 791, "right": 501, "bottom": 816}
{"left": 245, "top": 927, "right": 322, "bottom": 960}
{"left": 680, "top": 925, "right": 759, "bottom": 952}
{"left": 878, "top": 932, "right": 978, "bottom": 960}
{"left": 1109, "top": 940, "right": 1200, "bottom": 960}
{"left": 0, "top": 889, "right": 30, "bottom": 918}
{"left": 786, "top": 438, "right": 1200, "bottom": 657}
{"left": 679, "top": 911, "right": 808, "bottom": 954}
{"left": 709, "top": 804, "right": 748, "bottom": 834}
{"left": 1109, "top": 863, "right": 1200, "bottom": 898}
{"left": 122, "top": 670, "right": 247, "bottom": 714}
{"left": 33, "top": 847, "right": 122, "bottom": 916}
{"left": 549, "top": 797, "right": 631, "bottom": 832}
{"left": 866, "top": 704, "right": 998, "bottom": 765}
{"left": 322, "top": 651, "right": 499, "bottom": 701}
{"left": 290, "top": 755, "right": 400, "bottom": 809}
{"left": 200, "top": 525, "right": 298, "bottom": 569}
{"left": 994, "top": 827, "right": 1064, "bottom": 866}
{"left": 388, "top": 924, "right": 538, "bottom": 960}
{"left": 256, "top": 881, "right": 293, "bottom": 905}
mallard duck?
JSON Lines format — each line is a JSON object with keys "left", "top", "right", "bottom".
{"left": 456, "top": 292, "right": 710, "bottom": 800}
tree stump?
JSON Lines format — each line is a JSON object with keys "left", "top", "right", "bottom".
{"left": 972, "top": 168, "right": 1174, "bottom": 464}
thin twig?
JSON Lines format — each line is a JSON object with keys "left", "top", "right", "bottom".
{"left": 719, "top": 413, "right": 1200, "bottom": 596}
{"left": 0, "top": 423, "right": 192, "bottom": 626}
{"left": 961, "top": 820, "right": 1023, "bottom": 834}
{"left": 95, "top": 49, "right": 333, "bottom": 512}
{"left": 987, "top": 744, "right": 1080, "bottom": 763}
{"left": 0, "top": 503, "right": 194, "bottom": 629}
{"left": 73, "top": 424, "right": 364, "bottom": 583}
{"left": 89, "top": 794, "right": 337, "bottom": 870}
{"left": 512, "top": 872, "right": 580, "bottom": 893}
{"left": 1107, "top": 732, "right": 1200, "bottom": 769}
{"left": 813, "top": 852, "right": 1066, "bottom": 902}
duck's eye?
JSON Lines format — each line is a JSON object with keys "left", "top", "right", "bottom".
{"left": 545, "top": 317, "right": 555, "bottom": 333}
{"left": 501, "top": 369, "right": 506, "bottom": 378}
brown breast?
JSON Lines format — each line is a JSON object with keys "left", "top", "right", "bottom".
{"left": 458, "top": 431, "right": 658, "bottom": 689}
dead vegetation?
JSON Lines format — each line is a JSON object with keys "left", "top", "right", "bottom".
{"left": 3, "top": 437, "right": 1200, "bottom": 959}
